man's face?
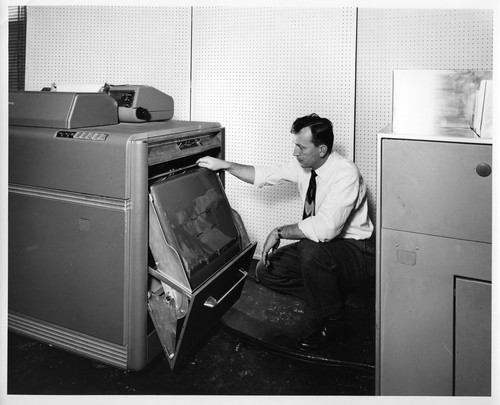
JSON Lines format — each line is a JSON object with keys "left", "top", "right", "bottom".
{"left": 292, "top": 127, "right": 325, "bottom": 170}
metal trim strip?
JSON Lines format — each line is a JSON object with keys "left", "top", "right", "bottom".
{"left": 8, "top": 311, "right": 128, "bottom": 369}
{"left": 8, "top": 184, "right": 129, "bottom": 211}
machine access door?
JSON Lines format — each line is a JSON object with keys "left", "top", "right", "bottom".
{"left": 148, "top": 243, "right": 256, "bottom": 369}
{"left": 147, "top": 168, "right": 256, "bottom": 369}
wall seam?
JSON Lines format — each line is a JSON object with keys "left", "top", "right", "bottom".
{"left": 353, "top": 7, "right": 359, "bottom": 163}
{"left": 189, "top": 6, "right": 194, "bottom": 121}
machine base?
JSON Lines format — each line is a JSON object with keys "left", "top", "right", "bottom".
{"left": 8, "top": 311, "right": 128, "bottom": 369}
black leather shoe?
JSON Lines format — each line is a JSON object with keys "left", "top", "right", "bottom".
{"left": 297, "top": 314, "right": 345, "bottom": 352}
{"left": 297, "top": 326, "right": 332, "bottom": 351}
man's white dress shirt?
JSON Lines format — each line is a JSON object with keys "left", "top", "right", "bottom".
{"left": 253, "top": 151, "right": 374, "bottom": 243}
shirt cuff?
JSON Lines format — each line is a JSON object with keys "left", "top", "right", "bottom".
{"left": 252, "top": 165, "right": 267, "bottom": 188}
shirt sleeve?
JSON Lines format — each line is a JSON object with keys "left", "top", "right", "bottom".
{"left": 253, "top": 159, "right": 300, "bottom": 188}
{"left": 298, "top": 165, "right": 360, "bottom": 243}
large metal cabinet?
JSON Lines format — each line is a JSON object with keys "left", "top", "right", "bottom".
{"left": 8, "top": 91, "right": 256, "bottom": 371}
{"left": 376, "top": 128, "right": 492, "bottom": 396}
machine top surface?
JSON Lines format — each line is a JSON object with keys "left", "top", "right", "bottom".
{"left": 9, "top": 91, "right": 119, "bottom": 129}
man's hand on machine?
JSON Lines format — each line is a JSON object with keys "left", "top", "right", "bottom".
{"left": 197, "top": 156, "right": 229, "bottom": 171}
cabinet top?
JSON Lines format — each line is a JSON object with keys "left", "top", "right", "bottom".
{"left": 378, "top": 125, "right": 492, "bottom": 145}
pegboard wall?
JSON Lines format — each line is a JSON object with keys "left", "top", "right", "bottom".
{"left": 25, "top": 6, "right": 192, "bottom": 119}
{"left": 355, "top": 8, "right": 494, "bottom": 221}
{"left": 191, "top": 7, "right": 357, "bottom": 256}
{"left": 23, "top": 7, "right": 494, "bottom": 258}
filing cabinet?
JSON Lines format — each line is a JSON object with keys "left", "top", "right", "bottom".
{"left": 376, "top": 128, "right": 492, "bottom": 396}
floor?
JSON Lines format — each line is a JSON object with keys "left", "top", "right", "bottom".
{"left": 6, "top": 263, "right": 376, "bottom": 398}
{"left": 7, "top": 328, "right": 374, "bottom": 396}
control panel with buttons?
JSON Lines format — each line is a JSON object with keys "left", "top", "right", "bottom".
{"left": 56, "top": 131, "right": 109, "bottom": 141}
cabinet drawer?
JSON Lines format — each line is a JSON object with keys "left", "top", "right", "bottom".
{"left": 381, "top": 139, "right": 491, "bottom": 243}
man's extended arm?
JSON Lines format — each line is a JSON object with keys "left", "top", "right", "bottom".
{"left": 198, "top": 156, "right": 307, "bottom": 265}
{"left": 197, "top": 156, "right": 255, "bottom": 184}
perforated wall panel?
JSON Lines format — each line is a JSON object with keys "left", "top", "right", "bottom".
{"left": 22, "top": 7, "right": 494, "bottom": 258}
{"left": 25, "top": 6, "right": 192, "bottom": 119}
{"left": 355, "top": 8, "right": 494, "bottom": 220}
{"left": 191, "top": 7, "right": 357, "bottom": 256}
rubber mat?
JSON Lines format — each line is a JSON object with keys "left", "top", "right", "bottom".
{"left": 220, "top": 273, "right": 376, "bottom": 372}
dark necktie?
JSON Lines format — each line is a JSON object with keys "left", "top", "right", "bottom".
{"left": 303, "top": 170, "right": 317, "bottom": 219}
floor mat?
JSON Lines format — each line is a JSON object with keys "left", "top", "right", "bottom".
{"left": 220, "top": 274, "right": 376, "bottom": 372}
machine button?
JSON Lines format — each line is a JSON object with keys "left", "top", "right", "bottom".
{"left": 56, "top": 131, "right": 77, "bottom": 138}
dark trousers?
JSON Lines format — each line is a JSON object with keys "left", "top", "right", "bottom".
{"left": 256, "top": 238, "right": 374, "bottom": 322}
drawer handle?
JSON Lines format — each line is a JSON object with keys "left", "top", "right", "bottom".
{"left": 204, "top": 269, "right": 248, "bottom": 309}
{"left": 476, "top": 162, "right": 492, "bottom": 177}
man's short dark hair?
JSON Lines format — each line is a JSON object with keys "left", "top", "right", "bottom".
{"left": 291, "top": 113, "right": 334, "bottom": 154}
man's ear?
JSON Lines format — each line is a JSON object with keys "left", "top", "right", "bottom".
{"left": 319, "top": 145, "right": 328, "bottom": 158}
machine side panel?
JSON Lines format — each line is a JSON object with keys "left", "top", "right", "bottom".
{"left": 8, "top": 190, "right": 127, "bottom": 345}
{"left": 125, "top": 139, "right": 151, "bottom": 370}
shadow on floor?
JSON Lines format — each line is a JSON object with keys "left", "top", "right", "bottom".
{"left": 221, "top": 275, "right": 375, "bottom": 372}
